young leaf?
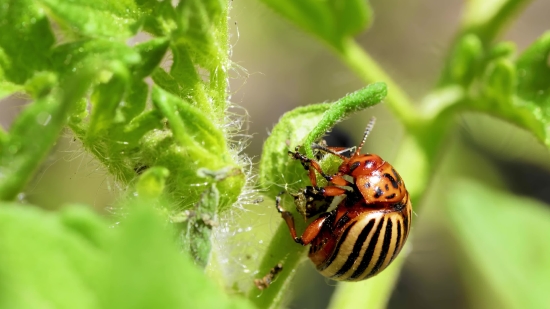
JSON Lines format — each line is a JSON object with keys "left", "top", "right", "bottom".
{"left": 515, "top": 32, "right": 550, "bottom": 107}
{"left": 36, "top": 0, "right": 141, "bottom": 38}
{"left": 135, "top": 166, "right": 170, "bottom": 200}
{"left": 303, "top": 82, "right": 387, "bottom": 157}
{"left": 259, "top": 103, "right": 331, "bottom": 198}
{"left": 442, "top": 34, "right": 484, "bottom": 86}
{"left": 175, "top": 0, "right": 227, "bottom": 72}
{"left": 259, "top": 83, "right": 386, "bottom": 198}
{"left": 0, "top": 80, "right": 24, "bottom": 100}
{"left": 24, "top": 71, "right": 58, "bottom": 99}
{"left": 0, "top": 0, "right": 55, "bottom": 84}
{"left": 132, "top": 38, "right": 170, "bottom": 79}
{"left": 144, "top": 86, "right": 244, "bottom": 214}
{"left": 179, "top": 183, "right": 220, "bottom": 268}
{"left": 139, "top": 0, "right": 179, "bottom": 37}
{"left": 0, "top": 68, "right": 95, "bottom": 201}
{"left": 86, "top": 70, "right": 130, "bottom": 142}
{"left": 446, "top": 180, "right": 550, "bottom": 309}
{"left": 461, "top": 0, "right": 532, "bottom": 42}
{"left": 151, "top": 86, "right": 226, "bottom": 157}
{"left": 115, "top": 110, "right": 163, "bottom": 149}
{"left": 51, "top": 40, "right": 140, "bottom": 78}
{"left": 256, "top": 0, "right": 372, "bottom": 50}
{"left": 470, "top": 32, "right": 550, "bottom": 148}
{"left": 118, "top": 79, "right": 148, "bottom": 125}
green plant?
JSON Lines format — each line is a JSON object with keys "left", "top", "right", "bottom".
{"left": 0, "top": 0, "right": 549, "bottom": 309}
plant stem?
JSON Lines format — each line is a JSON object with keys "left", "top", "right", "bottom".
{"left": 246, "top": 224, "right": 306, "bottom": 309}
{"left": 337, "top": 38, "right": 420, "bottom": 129}
{"left": 0, "top": 127, "right": 7, "bottom": 145}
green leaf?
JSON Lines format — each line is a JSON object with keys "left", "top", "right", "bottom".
{"left": 135, "top": 166, "right": 170, "bottom": 199}
{"left": 446, "top": 180, "right": 550, "bottom": 309}
{"left": 0, "top": 67, "right": 95, "bottom": 201}
{"left": 68, "top": 98, "right": 89, "bottom": 137}
{"left": 151, "top": 46, "right": 208, "bottom": 115}
{"left": 51, "top": 40, "right": 140, "bottom": 78}
{"left": 140, "top": 1, "right": 178, "bottom": 37}
{"left": 179, "top": 183, "right": 220, "bottom": 268}
{"left": 24, "top": 71, "right": 58, "bottom": 99}
{"left": 253, "top": 102, "right": 333, "bottom": 307}
{"left": 147, "top": 86, "right": 245, "bottom": 214}
{"left": 259, "top": 83, "right": 386, "bottom": 198}
{"left": 151, "top": 68, "right": 180, "bottom": 96}
{"left": 0, "top": 0, "right": 55, "bottom": 84}
{"left": 36, "top": 0, "right": 141, "bottom": 38}
{"left": 462, "top": 0, "right": 532, "bottom": 42}
{"left": 103, "top": 203, "right": 254, "bottom": 309}
{"left": 0, "top": 202, "right": 255, "bottom": 309}
{"left": 116, "top": 110, "right": 163, "bottom": 149}
{"left": 119, "top": 79, "right": 148, "bottom": 124}
{"left": 0, "top": 80, "right": 24, "bottom": 100}
{"left": 467, "top": 32, "right": 550, "bottom": 148}
{"left": 0, "top": 204, "right": 108, "bottom": 309}
{"left": 483, "top": 58, "right": 515, "bottom": 104}
{"left": 259, "top": 103, "right": 331, "bottom": 198}
{"left": 151, "top": 86, "right": 226, "bottom": 157}
{"left": 163, "top": 42, "right": 201, "bottom": 99}
{"left": 132, "top": 38, "right": 170, "bottom": 79}
{"left": 256, "top": 0, "right": 372, "bottom": 50}
{"left": 86, "top": 71, "right": 129, "bottom": 142}
{"left": 443, "top": 34, "right": 484, "bottom": 86}
{"left": 515, "top": 31, "right": 550, "bottom": 107}
{"left": 438, "top": 1, "right": 531, "bottom": 87}
{"left": 175, "top": 0, "right": 227, "bottom": 72}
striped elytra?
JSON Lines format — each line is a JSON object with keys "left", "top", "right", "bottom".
{"left": 276, "top": 117, "right": 412, "bottom": 281}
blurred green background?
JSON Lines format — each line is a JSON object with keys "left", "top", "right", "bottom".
{"left": 1, "top": 0, "right": 550, "bottom": 308}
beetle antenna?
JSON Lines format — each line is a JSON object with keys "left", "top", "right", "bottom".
{"left": 356, "top": 117, "right": 376, "bottom": 155}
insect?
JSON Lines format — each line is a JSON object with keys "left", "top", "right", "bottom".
{"left": 254, "top": 263, "right": 284, "bottom": 290}
{"left": 276, "top": 117, "right": 412, "bottom": 281}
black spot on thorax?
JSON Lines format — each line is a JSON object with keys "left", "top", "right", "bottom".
{"left": 349, "top": 161, "right": 361, "bottom": 172}
{"left": 374, "top": 187, "right": 383, "bottom": 198}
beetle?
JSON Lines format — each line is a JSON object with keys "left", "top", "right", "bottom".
{"left": 276, "top": 117, "right": 412, "bottom": 281}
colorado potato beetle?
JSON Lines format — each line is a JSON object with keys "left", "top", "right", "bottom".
{"left": 276, "top": 117, "right": 412, "bottom": 281}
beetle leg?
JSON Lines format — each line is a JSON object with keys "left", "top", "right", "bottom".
{"left": 288, "top": 150, "right": 332, "bottom": 185}
{"left": 277, "top": 191, "right": 333, "bottom": 246}
{"left": 322, "top": 186, "right": 348, "bottom": 197}
{"left": 327, "top": 175, "right": 349, "bottom": 186}
{"left": 300, "top": 215, "right": 329, "bottom": 245}
{"left": 276, "top": 191, "right": 304, "bottom": 245}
